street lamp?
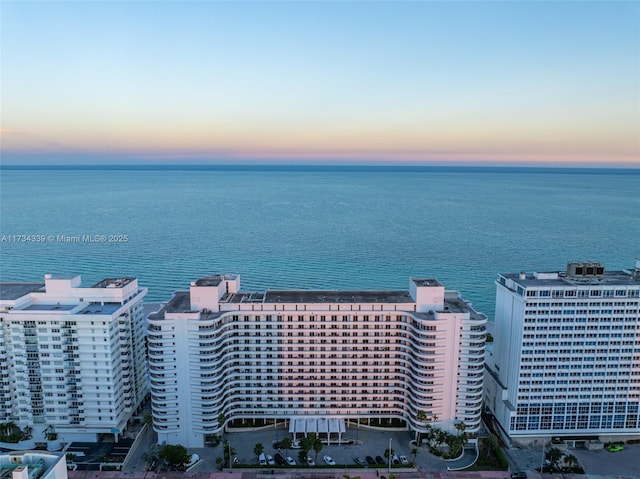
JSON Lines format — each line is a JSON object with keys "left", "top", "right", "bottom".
{"left": 388, "top": 437, "right": 392, "bottom": 474}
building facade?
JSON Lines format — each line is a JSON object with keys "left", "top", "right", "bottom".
{"left": 485, "top": 259, "right": 640, "bottom": 445}
{"left": 0, "top": 274, "right": 148, "bottom": 443}
{"left": 149, "top": 275, "right": 487, "bottom": 447}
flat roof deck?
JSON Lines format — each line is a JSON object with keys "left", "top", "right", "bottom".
{"left": 23, "top": 303, "right": 77, "bottom": 311}
{"left": 92, "top": 278, "right": 134, "bottom": 288}
{"left": 503, "top": 270, "right": 640, "bottom": 288}
{"left": 221, "top": 290, "right": 414, "bottom": 304}
{"left": 77, "top": 303, "right": 122, "bottom": 315}
{"left": 0, "top": 283, "right": 45, "bottom": 301}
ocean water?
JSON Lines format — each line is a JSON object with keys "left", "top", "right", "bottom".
{"left": 1, "top": 165, "right": 638, "bottom": 319}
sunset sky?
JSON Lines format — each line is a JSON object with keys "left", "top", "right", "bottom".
{"left": 1, "top": 1, "right": 638, "bottom": 166}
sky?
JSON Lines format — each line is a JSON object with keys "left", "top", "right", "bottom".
{"left": 1, "top": 1, "right": 639, "bottom": 166}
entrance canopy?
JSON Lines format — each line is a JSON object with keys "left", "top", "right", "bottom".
{"left": 289, "top": 417, "right": 346, "bottom": 443}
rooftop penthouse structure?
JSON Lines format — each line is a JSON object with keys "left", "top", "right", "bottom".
{"left": 149, "top": 275, "right": 487, "bottom": 447}
{"left": 0, "top": 451, "right": 67, "bottom": 479}
{"left": 485, "top": 259, "right": 640, "bottom": 445}
{"left": 0, "top": 275, "right": 148, "bottom": 443}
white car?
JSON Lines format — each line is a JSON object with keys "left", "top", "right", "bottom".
{"left": 306, "top": 456, "right": 315, "bottom": 466}
{"left": 323, "top": 455, "right": 336, "bottom": 466}
{"left": 292, "top": 440, "right": 302, "bottom": 449}
{"left": 285, "top": 456, "right": 296, "bottom": 466}
{"left": 399, "top": 455, "right": 409, "bottom": 465}
{"left": 266, "top": 454, "right": 275, "bottom": 465}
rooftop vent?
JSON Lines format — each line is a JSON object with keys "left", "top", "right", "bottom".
{"left": 567, "top": 261, "right": 605, "bottom": 278}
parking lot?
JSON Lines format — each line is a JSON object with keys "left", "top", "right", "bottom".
{"left": 503, "top": 441, "right": 640, "bottom": 479}
{"left": 188, "top": 425, "right": 473, "bottom": 473}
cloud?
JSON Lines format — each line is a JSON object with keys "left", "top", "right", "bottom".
{"left": 0, "top": 128, "right": 30, "bottom": 135}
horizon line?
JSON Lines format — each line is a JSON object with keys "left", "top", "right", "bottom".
{"left": 1, "top": 163, "right": 639, "bottom": 172}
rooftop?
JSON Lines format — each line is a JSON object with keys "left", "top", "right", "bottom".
{"left": 0, "top": 282, "right": 45, "bottom": 301}
{"left": 412, "top": 278, "right": 442, "bottom": 287}
{"left": 77, "top": 303, "right": 123, "bottom": 315}
{"left": 47, "top": 273, "right": 78, "bottom": 280}
{"left": 226, "top": 290, "right": 415, "bottom": 304}
{"left": 502, "top": 270, "right": 640, "bottom": 288}
{"left": 150, "top": 291, "right": 193, "bottom": 317}
{"left": 194, "top": 276, "right": 223, "bottom": 287}
{"left": 92, "top": 278, "right": 134, "bottom": 289}
{"left": 23, "top": 303, "right": 77, "bottom": 312}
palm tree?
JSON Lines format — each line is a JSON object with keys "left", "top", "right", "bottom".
{"left": 217, "top": 412, "right": 226, "bottom": 449}
{"left": 43, "top": 425, "right": 57, "bottom": 441}
{"left": 280, "top": 437, "right": 293, "bottom": 458}
{"left": 223, "top": 440, "right": 236, "bottom": 468}
{"left": 384, "top": 447, "right": 395, "bottom": 460}
{"left": 253, "top": 442, "right": 264, "bottom": 459}
{"left": 455, "top": 421, "right": 466, "bottom": 436}
{"left": 564, "top": 454, "right": 578, "bottom": 472}
{"left": 415, "top": 410, "right": 427, "bottom": 444}
{"left": 312, "top": 435, "right": 323, "bottom": 462}
{"left": 218, "top": 413, "right": 226, "bottom": 433}
{"left": 546, "top": 447, "right": 563, "bottom": 472}
{"left": 485, "top": 434, "right": 499, "bottom": 460}
{"left": 302, "top": 432, "right": 323, "bottom": 462}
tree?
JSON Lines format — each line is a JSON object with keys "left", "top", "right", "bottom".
{"left": 564, "top": 454, "right": 578, "bottom": 472}
{"left": 159, "top": 444, "right": 189, "bottom": 469}
{"left": 301, "top": 433, "right": 323, "bottom": 461}
{"left": 43, "top": 425, "right": 58, "bottom": 441}
{"left": 280, "top": 437, "right": 293, "bottom": 457}
{"left": 253, "top": 442, "right": 264, "bottom": 459}
{"left": 415, "top": 411, "right": 427, "bottom": 445}
{"left": 222, "top": 440, "right": 236, "bottom": 468}
{"left": 312, "top": 435, "right": 323, "bottom": 462}
{"left": 384, "top": 448, "right": 395, "bottom": 459}
{"left": 546, "top": 447, "right": 563, "bottom": 472}
{"left": 485, "top": 434, "right": 499, "bottom": 460}
{"left": 455, "top": 421, "right": 467, "bottom": 436}
{"left": 218, "top": 413, "right": 226, "bottom": 433}
{"left": 21, "top": 426, "right": 32, "bottom": 440}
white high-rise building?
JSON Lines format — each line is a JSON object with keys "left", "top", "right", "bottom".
{"left": 485, "top": 259, "right": 640, "bottom": 445}
{"left": 149, "top": 275, "right": 487, "bottom": 447}
{"left": 0, "top": 274, "right": 148, "bottom": 442}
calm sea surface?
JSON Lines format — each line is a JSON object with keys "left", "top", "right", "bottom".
{"left": 1, "top": 165, "right": 638, "bottom": 319}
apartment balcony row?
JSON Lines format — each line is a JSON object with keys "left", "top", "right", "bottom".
{"left": 189, "top": 370, "right": 446, "bottom": 393}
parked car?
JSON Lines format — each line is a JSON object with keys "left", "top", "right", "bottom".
{"left": 323, "top": 455, "right": 336, "bottom": 466}
{"left": 266, "top": 454, "right": 275, "bottom": 465}
{"left": 274, "top": 453, "right": 285, "bottom": 465}
{"left": 259, "top": 453, "right": 267, "bottom": 466}
{"left": 608, "top": 444, "right": 624, "bottom": 452}
{"left": 365, "top": 456, "right": 375, "bottom": 465}
{"left": 354, "top": 457, "right": 366, "bottom": 466}
{"left": 285, "top": 456, "right": 296, "bottom": 466}
{"left": 375, "top": 456, "right": 385, "bottom": 464}
{"left": 391, "top": 454, "right": 400, "bottom": 465}
{"left": 292, "top": 440, "right": 302, "bottom": 449}
{"left": 399, "top": 455, "right": 409, "bottom": 465}
{"left": 306, "top": 456, "right": 315, "bottom": 466}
